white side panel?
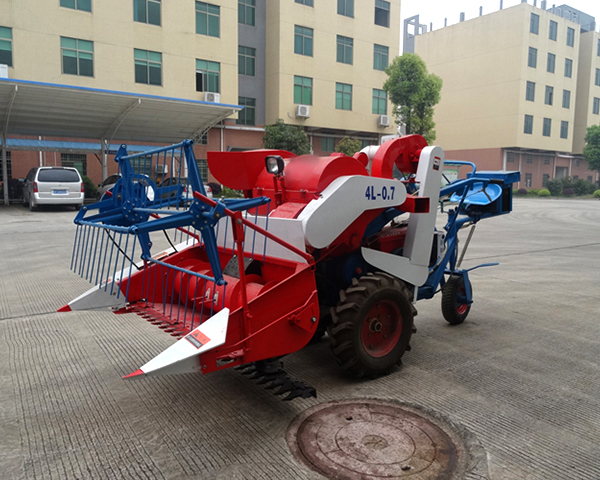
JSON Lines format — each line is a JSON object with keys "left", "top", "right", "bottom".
{"left": 361, "top": 247, "right": 429, "bottom": 286}
{"left": 215, "top": 216, "right": 306, "bottom": 263}
{"left": 403, "top": 146, "right": 444, "bottom": 266}
{"left": 127, "top": 308, "right": 229, "bottom": 378}
{"left": 297, "top": 175, "right": 407, "bottom": 249}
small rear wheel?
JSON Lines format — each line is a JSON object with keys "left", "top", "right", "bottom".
{"left": 441, "top": 275, "right": 471, "bottom": 325}
{"left": 328, "top": 273, "right": 416, "bottom": 378}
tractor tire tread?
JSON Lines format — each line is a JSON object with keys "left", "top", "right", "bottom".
{"left": 441, "top": 275, "right": 471, "bottom": 325}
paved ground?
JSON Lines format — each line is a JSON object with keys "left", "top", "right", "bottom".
{"left": 0, "top": 197, "right": 598, "bottom": 480}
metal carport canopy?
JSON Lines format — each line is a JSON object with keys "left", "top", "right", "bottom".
{"left": 0, "top": 77, "right": 241, "bottom": 204}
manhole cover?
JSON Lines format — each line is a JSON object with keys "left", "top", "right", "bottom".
{"left": 287, "top": 399, "right": 487, "bottom": 480}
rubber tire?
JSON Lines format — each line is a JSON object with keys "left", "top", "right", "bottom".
{"left": 441, "top": 275, "right": 471, "bottom": 325}
{"left": 327, "top": 272, "right": 416, "bottom": 378}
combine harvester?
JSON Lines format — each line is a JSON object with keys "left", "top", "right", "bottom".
{"left": 60, "top": 136, "right": 519, "bottom": 399}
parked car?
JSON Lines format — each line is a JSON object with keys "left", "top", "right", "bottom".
{"left": 23, "top": 167, "right": 84, "bottom": 211}
{"left": 157, "top": 177, "right": 213, "bottom": 203}
{"left": 97, "top": 174, "right": 121, "bottom": 199}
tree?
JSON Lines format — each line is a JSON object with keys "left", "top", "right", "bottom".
{"left": 583, "top": 125, "right": 600, "bottom": 173}
{"left": 383, "top": 53, "right": 442, "bottom": 143}
{"left": 262, "top": 119, "right": 310, "bottom": 155}
{"left": 335, "top": 136, "right": 362, "bottom": 156}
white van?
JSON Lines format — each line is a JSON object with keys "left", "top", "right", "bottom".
{"left": 23, "top": 167, "right": 84, "bottom": 211}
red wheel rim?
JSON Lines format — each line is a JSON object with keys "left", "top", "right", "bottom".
{"left": 360, "top": 300, "right": 402, "bottom": 358}
{"left": 456, "top": 285, "right": 468, "bottom": 315}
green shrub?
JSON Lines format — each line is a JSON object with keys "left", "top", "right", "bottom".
{"left": 528, "top": 188, "right": 540, "bottom": 196}
{"left": 593, "top": 189, "right": 600, "bottom": 199}
{"left": 221, "top": 187, "right": 244, "bottom": 198}
{"left": 516, "top": 188, "right": 528, "bottom": 196}
{"left": 573, "top": 178, "right": 596, "bottom": 196}
{"left": 538, "top": 189, "right": 550, "bottom": 197}
{"left": 545, "top": 179, "right": 562, "bottom": 196}
{"left": 82, "top": 176, "right": 97, "bottom": 199}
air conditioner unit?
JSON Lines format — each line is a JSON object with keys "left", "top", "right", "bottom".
{"left": 296, "top": 104, "right": 310, "bottom": 118}
{"left": 378, "top": 115, "right": 390, "bottom": 127}
{"left": 154, "top": 164, "right": 169, "bottom": 174}
{"left": 204, "top": 92, "right": 220, "bottom": 103}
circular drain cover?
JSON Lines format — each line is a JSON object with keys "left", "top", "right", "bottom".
{"left": 287, "top": 399, "right": 485, "bottom": 480}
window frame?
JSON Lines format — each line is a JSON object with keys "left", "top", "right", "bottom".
{"left": 566, "top": 27, "right": 574, "bottom": 47}
{"left": 0, "top": 26, "right": 13, "bottom": 67}
{"left": 236, "top": 97, "right": 256, "bottom": 126}
{"left": 560, "top": 120, "right": 568, "bottom": 139}
{"left": 374, "top": 44, "right": 389, "bottom": 71}
{"left": 294, "top": 25, "right": 313, "bottom": 57}
{"left": 134, "top": 48, "right": 162, "bottom": 86}
{"left": 238, "top": 46, "right": 256, "bottom": 76}
{"left": 595, "top": 68, "right": 600, "bottom": 86}
{"left": 547, "top": 53, "right": 555, "bottom": 73}
{"left": 375, "top": 0, "right": 390, "bottom": 28}
{"left": 196, "top": 59, "right": 220, "bottom": 93}
{"left": 336, "top": 35, "right": 354, "bottom": 65}
{"left": 294, "top": 75, "right": 313, "bottom": 105}
{"left": 542, "top": 117, "right": 552, "bottom": 137}
{"left": 562, "top": 89, "right": 570, "bottom": 109}
{"left": 593, "top": 97, "right": 600, "bottom": 115}
{"left": 549, "top": 20, "right": 557, "bottom": 41}
{"left": 372, "top": 88, "right": 387, "bottom": 115}
{"left": 524, "top": 114, "right": 533, "bottom": 134}
{"left": 60, "top": 0, "right": 92, "bottom": 13}
{"left": 238, "top": 0, "right": 256, "bottom": 26}
{"left": 526, "top": 81, "right": 535, "bottom": 102}
{"left": 564, "top": 58, "right": 572, "bottom": 78}
{"left": 134, "top": 0, "right": 161, "bottom": 26}
{"left": 335, "top": 82, "right": 352, "bottom": 111}
{"left": 295, "top": 0, "right": 313, "bottom": 6}
{"left": 528, "top": 47, "right": 537, "bottom": 68}
{"left": 544, "top": 85, "right": 553, "bottom": 105}
{"left": 321, "top": 137, "right": 335, "bottom": 152}
{"left": 196, "top": 1, "right": 220, "bottom": 38}
{"left": 61, "top": 36, "right": 94, "bottom": 77}
{"left": 337, "top": 0, "right": 354, "bottom": 18}
{"left": 530, "top": 13, "right": 539, "bottom": 34}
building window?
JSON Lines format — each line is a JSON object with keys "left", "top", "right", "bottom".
{"left": 374, "top": 44, "right": 389, "bottom": 71}
{"left": 134, "top": 49, "right": 161, "bottom": 85}
{"left": 598, "top": 39, "right": 600, "bottom": 56}
{"left": 544, "top": 157, "right": 550, "bottom": 165}
{"left": 294, "top": 26, "right": 313, "bottom": 57}
{"left": 507, "top": 152, "right": 515, "bottom": 163}
{"left": 196, "top": 2, "right": 220, "bottom": 37}
{"left": 526, "top": 81, "right": 535, "bottom": 101}
{"left": 335, "top": 82, "right": 352, "bottom": 110}
{"left": 60, "top": 0, "right": 91, "bottom": 12}
{"left": 588, "top": 175, "right": 593, "bottom": 182}
{"left": 238, "top": 0, "right": 255, "bottom": 26}
{"left": 197, "top": 159, "right": 208, "bottom": 182}
{"left": 372, "top": 89, "right": 387, "bottom": 115}
{"left": 543, "top": 173, "right": 550, "bottom": 185}
{"left": 134, "top": 0, "right": 160, "bottom": 26}
{"left": 322, "top": 137, "right": 335, "bottom": 152}
{"left": 196, "top": 59, "right": 219, "bottom": 92}
{"left": 338, "top": 0, "right": 354, "bottom": 17}
{"left": 543, "top": 118, "right": 551, "bottom": 137}
{"left": 547, "top": 53, "right": 555, "bottom": 73}
{"left": 573, "top": 175, "right": 579, "bottom": 180}
{"left": 375, "top": 0, "right": 390, "bottom": 28}
{"left": 564, "top": 58, "right": 572, "bottom": 78}
{"left": 574, "top": 159, "right": 580, "bottom": 167}
{"left": 528, "top": 47, "right": 537, "bottom": 68}
{"left": 61, "top": 37, "right": 93, "bottom": 77}
{"left": 525, "top": 173, "right": 532, "bottom": 188}
{"left": 236, "top": 97, "right": 255, "bottom": 126}
{"left": 3, "top": 151, "right": 11, "bottom": 179}
{"left": 526, "top": 155, "right": 533, "bottom": 164}
{"left": 0, "top": 27, "right": 12, "bottom": 67}
{"left": 61, "top": 153, "right": 87, "bottom": 176}
{"left": 567, "top": 27, "right": 574, "bottom": 47}
{"left": 238, "top": 46, "right": 255, "bottom": 76}
{"left": 295, "top": 0, "right": 313, "bottom": 5}
{"left": 560, "top": 121, "right": 568, "bottom": 139}
{"left": 544, "top": 86, "right": 553, "bottom": 105}
{"left": 563, "top": 89, "right": 571, "bottom": 108}
{"left": 337, "top": 35, "right": 353, "bottom": 65}
{"left": 524, "top": 115, "right": 533, "bottom": 134}
{"left": 530, "top": 13, "right": 539, "bottom": 34}
{"left": 198, "top": 132, "right": 208, "bottom": 145}
{"left": 549, "top": 20, "right": 557, "bottom": 41}
{"left": 593, "top": 97, "right": 600, "bottom": 115}
{"left": 294, "top": 75, "right": 313, "bottom": 105}
{"left": 595, "top": 68, "right": 600, "bottom": 86}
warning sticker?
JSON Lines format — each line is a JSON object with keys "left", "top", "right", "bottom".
{"left": 185, "top": 329, "right": 211, "bottom": 349}
{"left": 433, "top": 156, "right": 441, "bottom": 171}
